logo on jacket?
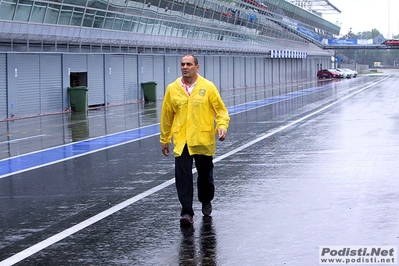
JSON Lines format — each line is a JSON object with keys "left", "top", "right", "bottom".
{"left": 199, "top": 89, "right": 206, "bottom": 96}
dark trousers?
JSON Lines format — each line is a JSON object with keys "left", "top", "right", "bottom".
{"left": 175, "top": 145, "right": 214, "bottom": 216}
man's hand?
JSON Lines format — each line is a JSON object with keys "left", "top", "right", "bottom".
{"left": 161, "top": 143, "right": 170, "bottom": 156}
{"left": 218, "top": 128, "right": 227, "bottom": 141}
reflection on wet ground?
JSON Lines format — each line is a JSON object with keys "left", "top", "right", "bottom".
{"left": 0, "top": 101, "right": 162, "bottom": 160}
{"left": 179, "top": 217, "right": 216, "bottom": 266}
{"left": 70, "top": 113, "right": 90, "bottom": 141}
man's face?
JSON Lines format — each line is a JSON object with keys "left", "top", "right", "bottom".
{"left": 181, "top": 56, "right": 199, "bottom": 79}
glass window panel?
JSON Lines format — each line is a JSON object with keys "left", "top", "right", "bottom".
{"left": 158, "top": 23, "right": 166, "bottom": 35}
{"left": 14, "top": 0, "right": 32, "bottom": 22}
{"left": 0, "top": 0, "right": 17, "bottom": 20}
{"left": 193, "top": 31, "right": 199, "bottom": 38}
{"left": 170, "top": 22, "right": 179, "bottom": 36}
{"left": 177, "top": 28, "right": 183, "bottom": 37}
{"left": 93, "top": 10, "right": 105, "bottom": 28}
{"left": 70, "top": 7, "right": 84, "bottom": 26}
{"left": 173, "top": 2, "right": 184, "bottom": 14}
{"left": 185, "top": 25, "right": 195, "bottom": 37}
{"left": 113, "top": 14, "right": 124, "bottom": 30}
{"left": 182, "top": 25, "right": 188, "bottom": 37}
{"left": 58, "top": 5, "right": 73, "bottom": 25}
{"left": 103, "top": 12, "right": 114, "bottom": 29}
{"left": 131, "top": 21, "right": 137, "bottom": 32}
{"left": 62, "top": 0, "right": 86, "bottom": 7}
{"left": 45, "top": 4, "right": 61, "bottom": 24}
{"left": 30, "top": 2, "right": 47, "bottom": 23}
{"left": 125, "top": 2, "right": 144, "bottom": 16}
{"left": 157, "top": 21, "right": 167, "bottom": 35}
{"left": 121, "top": 15, "right": 132, "bottom": 31}
{"left": 165, "top": 25, "right": 172, "bottom": 36}
{"left": 82, "top": 9, "right": 95, "bottom": 27}
{"left": 131, "top": 16, "right": 139, "bottom": 32}
{"left": 172, "top": 25, "right": 179, "bottom": 37}
{"left": 137, "top": 17, "right": 146, "bottom": 33}
{"left": 152, "top": 24, "right": 160, "bottom": 35}
{"left": 87, "top": 0, "right": 108, "bottom": 9}
{"left": 108, "top": 0, "right": 127, "bottom": 12}
{"left": 144, "top": 18, "right": 154, "bottom": 34}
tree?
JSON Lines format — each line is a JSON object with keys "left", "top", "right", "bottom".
{"left": 355, "top": 29, "right": 380, "bottom": 39}
{"left": 335, "top": 29, "right": 399, "bottom": 67}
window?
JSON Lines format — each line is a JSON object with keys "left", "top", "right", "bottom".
{"left": 113, "top": 14, "right": 124, "bottom": 30}
{"left": 70, "top": 7, "right": 84, "bottom": 26}
{"left": 0, "top": 0, "right": 17, "bottom": 20}
{"left": 14, "top": 0, "right": 32, "bottom": 22}
{"left": 45, "top": 4, "right": 61, "bottom": 24}
{"left": 103, "top": 12, "right": 115, "bottom": 29}
{"left": 82, "top": 8, "right": 95, "bottom": 27}
{"left": 62, "top": 0, "right": 87, "bottom": 7}
{"left": 58, "top": 5, "right": 73, "bottom": 25}
{"left": 93, "top": 10, "right": 105, "bottom": 28}
{"left": 121, "top": 15, "right": 132, "bottom": 31}
{"left": 30, "top": 2, "right": 47, "bottom": 23}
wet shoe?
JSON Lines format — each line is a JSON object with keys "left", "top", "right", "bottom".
{"left": 180, "top": 214, "right": 194, "bottom": 227}
{"left": 202, "top": 202, "right": 212, "bottom": 216}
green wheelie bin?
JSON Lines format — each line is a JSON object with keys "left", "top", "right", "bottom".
{"left": 68, "top": 86, "right": 88, "bottom": 112}
{"left": 141, "top": 82, "right": 157, "bottom": 102}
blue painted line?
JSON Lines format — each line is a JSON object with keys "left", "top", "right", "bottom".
{"left": 0, "top": 124, "right": 160, "bottom": 177}
{"left": 0, "top": 83, "right": 331, "bottom": 178}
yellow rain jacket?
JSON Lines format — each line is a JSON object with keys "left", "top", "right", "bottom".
{"left": 160, "top": 75, "right": 230, "bottom": 157}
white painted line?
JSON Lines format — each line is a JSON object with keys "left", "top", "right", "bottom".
{"left": 1, "top": 124, "right": 159, "bottom": 163}
{"left": 214, "top": 78, "right": 386, "bottom": 163}
{"left": 0, "top": 179, "right": 175, "bottom": 266}
{"left": 0, "top": 134, "right": 47, "bottom": 144}
{"left": 0, "top": 133, "right": 159, "bottom": 180}
{"left": 0, "top": 78, "right": 385, "bottom": 266}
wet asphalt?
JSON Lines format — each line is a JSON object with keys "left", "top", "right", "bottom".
{"left": 1, "top": 71, "right": 399, "bottom": 265}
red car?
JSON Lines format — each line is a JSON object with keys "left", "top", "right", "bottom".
{"left": 317, "top": 69, "right": 343, "bottom": 79}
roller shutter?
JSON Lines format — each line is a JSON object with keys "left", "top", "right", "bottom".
{"left": 220, "top": 56, "right": 233, "bottom": 90}
{"left": 40, "top": 54, "right": 62, "bottom": 114}
{"left": 65, "top": 54, "right": 87, "bottom": 72}
{"left": 139, "top": 55, "right": 154, "bottom": 101}
{"left": 109, "top": 55, "right": 124, "bottom": 105}
{"left": 164, "top": 56, "right": 179, "bottom": 91}
{"left": 196, "top": 55, "right": 205, "bottom": 77}
{"left": 0, "top": 54, "right": 6, "bottom": 119}
{"left": 140, "top": 55, "right": 154, "bottom": 83}
{"left": 88, "top": 54, "right": 105, "bottom": 106}
{"left": 220, "top": 56, "right": 234, "bottom": 106}
{"left": 272, "top": 59, "right": 279, "bottom": 84}
{"left": 279, "top": 59, "right": 287, "bottom": 83}
{"left": 233, "top": 57, "right": 245, "bottom": 104}
{"left": 255, "top": 57, "right": 265, "bottom": 100}
{"left": 204, "top": 56, "right": 221, "bottom": 90}
{"left": 245, "top": 57, "right": 256, "bottom": 102}
{"left": 153, "top": 55, "right": 164, "bottom": 101}
{"left": 245, "top": 57, "right": 255, "bottom": 87}
{"left": 234, "top": 57, "right": 245, "bottom": 88}
{"left": 124, "top": 55, "right": 138, "bottom": 102}
{"left": 16, "top": 54, "right": 40, "bottom": 116}
{"left": 255, "top": 57, "right": 264, "bottom": 85}
{"left": 265, "top": 59, "right": 273, "bottom": 85}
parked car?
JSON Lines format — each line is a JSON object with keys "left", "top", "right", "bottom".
{"left": 317, "top": 69, "right": 343, "bottom": 79}
{"left": 336, "top": 68, "right": 352, "bottom": 78}
{"left": 344, "top": 68, "right": 358, "bottom": 78}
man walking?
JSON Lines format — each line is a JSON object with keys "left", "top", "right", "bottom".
{"left": 160, "top": 54, "right": 230, "bottom": 227}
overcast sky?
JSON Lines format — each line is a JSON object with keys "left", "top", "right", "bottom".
{"left": 322, "top": 0, "right": 399, "bottom": 39}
